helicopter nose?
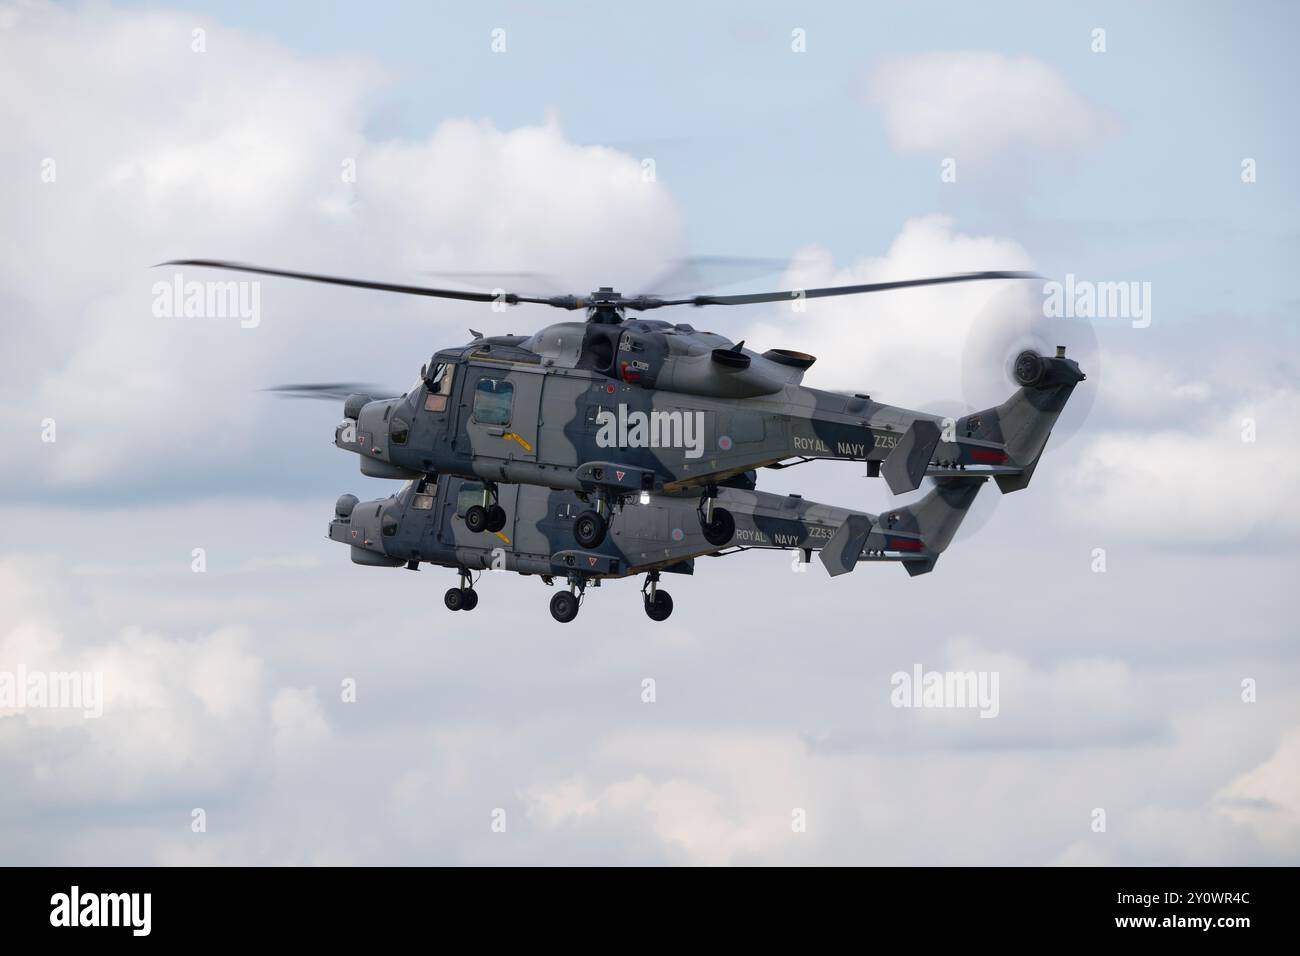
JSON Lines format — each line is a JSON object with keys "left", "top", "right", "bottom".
{"left": 335, "top": 396, "right": 388, "bottom": 458}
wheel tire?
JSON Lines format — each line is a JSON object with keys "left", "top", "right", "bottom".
{"left": 465, "top": 504, "right": 489, "bottom": 534}
{"left": 574, "top": 510, "right": 607, "bottom": 549}
{"left": 644, "top": 590, "right": 674, "bottom": 622}
{"left": 460, "top": 588, "right": 478, "bottom": 611}
{"left": 550, "top": 591, "right": 579, "bottom": 623}
{"left": 701, "top": 506, "right": 735, "bottom": 547}
{"left": 444, "top": 587, "right": 464, "bottom": 612}
{"left": 486, "top": 505, "right": 507, "bottom": 533}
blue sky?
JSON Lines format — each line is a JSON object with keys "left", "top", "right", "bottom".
{"left": 119, "top": 0, "right": 1300, "bottom": 322}
{"left": 2, "top": 0, "right": 1298, "bottom": 865}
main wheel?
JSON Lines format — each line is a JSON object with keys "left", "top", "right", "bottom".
{"left": 485, "top": 504, "right": 507, "bottom": 533}
{"left": 701, "top": 506, "right": 735, "bottom": 547}
{"left": 444, "top": 587, "right": 464, "bottom": 611}
{"left": 460, "top": 588, "right": 478, "bottom": 611}
{"left": 644, "top": 590, "right": 674, "bottom": 622}
{"left": 574, "top": 510, "right": 607, "bottom": 549}
{"left": 465, "top": 504, "right": 489, "bottom": 534}
{"left": 550, "top": 591, "right": 580, "bottom": 623}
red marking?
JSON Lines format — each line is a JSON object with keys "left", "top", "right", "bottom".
{"left": 888, "top": 537, "right": 924, "bottom": 551}
{"left": 971, "top": 449, "right": 1008, "bottom": 463}
{"left": 605, "top": 384, "right": 616, "bottom": 394}
{"left": 615, "top": 470, "right": 626, "bottom": 481}
{"left": 588, "top": 556, "right": 598, "bottom": 566}
{"left": 351, "top": 530, "right": 358, "bottom": 539}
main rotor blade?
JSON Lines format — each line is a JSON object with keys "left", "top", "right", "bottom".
{"left": 650, "top": 270, "right": 1040, "bottom": 307}
{"left": 634, "top": 255, "right": 791, "bottom": 298}
{"left": 157, "top": 259, "right": 562, "bottom": 307}
{"left": 262, "top": 383, "right": 399, "bottom": 402}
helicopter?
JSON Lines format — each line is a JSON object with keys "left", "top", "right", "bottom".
{"left": 331, "top": 469, "right": 987, "bottom": 623}
{"left": 162, "top": 259, "right": 1086, "bottom": 552}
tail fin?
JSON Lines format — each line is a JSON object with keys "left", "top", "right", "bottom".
{"left": 819, "top": 475, "right": 985, "bottom": 577}
{"left": 949, "top": 349, "right": 1085, "bottom": 493}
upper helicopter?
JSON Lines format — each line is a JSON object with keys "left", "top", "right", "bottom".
{"left": 160, "top": 258, "right": 1086, "bottom": 551}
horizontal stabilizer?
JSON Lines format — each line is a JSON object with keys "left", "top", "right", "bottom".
{"left": 818, "top": 514, "right": 875, "bottom": 577}
{"left": 883, "top": 419, "right": 942, "bottom": 495}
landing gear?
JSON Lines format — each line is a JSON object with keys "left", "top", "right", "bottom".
{"left": 698, "top": 486, "right": 735, "bottom": 547}
{"left": 549, "top": 574, "right": 586, "bottom": 623}
{"left": 642, "top": 571, "right": 673, "bottom": 622}
{"left": 444, "top": 570, "right": 478, "bottom": 611}
{"left": 465, "top": 485, "right": 507, "bottom": 534}
{"left": 574, "top": 510, "right": 607, "bottom": 549}
{"left": 550, "top": 590, "right": 580, "bottom": 623}
{"left": 574, "top": 491, "right": 618, "bottom": 549}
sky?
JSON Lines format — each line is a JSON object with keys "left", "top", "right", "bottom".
{"left": 1, "top": 0, "right": 1298, "bottom": 864}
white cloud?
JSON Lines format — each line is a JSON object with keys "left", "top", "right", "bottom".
{"left": 1215, "top": 727, "right": 1300, "bottom": 845}
{"left": 866, "top": 52, "right": 1115, "bottom": 159}
{"left": 742, "top": 215, "right": 1035, "bottom": 408}
{"left": 1060, "top": 389, "right": 1300, "bottom": 542}
{"left": 0, "top": 2, "right": 684, "bottom": 495}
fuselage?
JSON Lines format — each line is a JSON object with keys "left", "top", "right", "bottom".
{"left": 336, "top": 318, "right": 1009, "bottom": 497}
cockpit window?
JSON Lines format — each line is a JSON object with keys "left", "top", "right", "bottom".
{"left": 424, "top": 364, "right": 454, "bottom": 412}
{"left": 381, "top": 513, "right": 399, "bottom": 537}
{"left": 411, "top": 494, "right": 434, "bottom": 510}
{"left": 390, "top": 416, "right": 409, "bottom": 445}
{"left": 472, "top": 378, "right": 513, "bottom": 425}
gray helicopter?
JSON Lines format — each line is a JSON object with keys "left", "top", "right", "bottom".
{"left": 166, "top": 258, "right": 1085, "bottom": 555}
{"left": 331, "top": 470, "right": 986, "bottom": 623}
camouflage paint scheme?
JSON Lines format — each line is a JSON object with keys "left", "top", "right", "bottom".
{"left": 338, "top": 319, "right": 1084, "bottom": 525}
{"left": 330, "top": 470, "right": 986, "bottom": 595}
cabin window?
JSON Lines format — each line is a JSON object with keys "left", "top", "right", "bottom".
{"left": 411, "top": 494, "right": 434, "bottom": 511}
{"left": 472, "top": 378, "right": 513, "bottom": 426}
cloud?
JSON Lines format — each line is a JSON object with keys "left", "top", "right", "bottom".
{"left": 1, "top": 6, "right": 1297, "bottom": 868}
{"left": 866, "top": 51, "right": 1116, "bottom": 160}
{"left": 741, "top": 215, "right": 1035, "bottom": 407}
{"left": 0, "top": 1, "right": 684, "bottom": 499}
{"left": 1060, "top": 388, "right": 1300, "bottom": 543}
{"left": 1215, "top": 727, "right": 1300, "bottom": 845}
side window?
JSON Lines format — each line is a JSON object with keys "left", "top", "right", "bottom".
{"left": 424, "top": 364, "right": 455, "bottom": 413}
{"left": 456, "top": 482, "right": 485, "bottom": 518}
{"left": 472, "top": 378, "right": 513, "bottom": 426}
{"left": 390, "top": 416, "right": 409, "bottom": 445}
{"left": 411, "top": 494, "right": 434, "bottom": 511}
{"left": 381, "top": 513, "right": 399, "bottom": 537}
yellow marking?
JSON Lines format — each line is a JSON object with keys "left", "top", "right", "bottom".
{"left": 504, "top": 432, "right": 533, "bottom": 452}
{"left": 494, "top": 531, "right": 511, "bottom": 544}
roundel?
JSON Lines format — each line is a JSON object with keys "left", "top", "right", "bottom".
{"left": 718, "top": 435, "right": 733, "bottom": 451}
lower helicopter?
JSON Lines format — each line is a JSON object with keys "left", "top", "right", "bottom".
{"left": 329, "top": 470, "right": 990, "bottom": 623}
